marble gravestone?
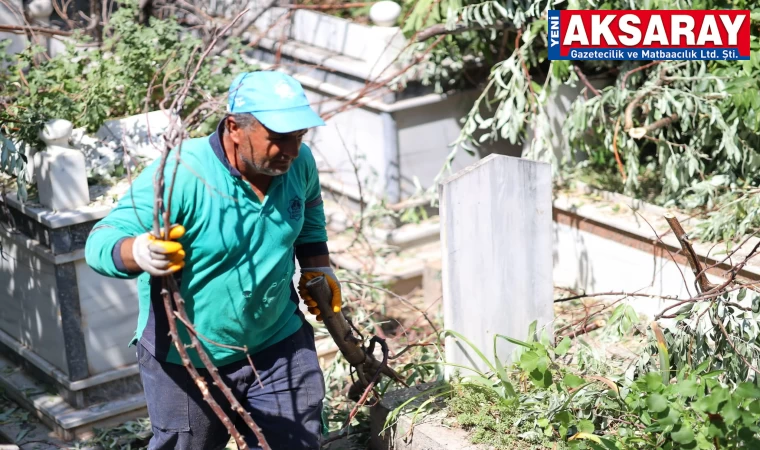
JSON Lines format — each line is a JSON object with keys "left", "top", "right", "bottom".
{"left": 439, "top": 154, "right": 554, "bottom": 376}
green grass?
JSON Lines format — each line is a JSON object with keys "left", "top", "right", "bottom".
{"left": 446, "top": 384, "right": 561, "bottom": 450}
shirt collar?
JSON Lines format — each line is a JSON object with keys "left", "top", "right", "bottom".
{"left": 209, "top": 119, "right": 242, "bottom": 178}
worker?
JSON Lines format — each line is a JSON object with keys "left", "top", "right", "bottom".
{"left": 84, "top": 71, "right": 342, "bottom": 450}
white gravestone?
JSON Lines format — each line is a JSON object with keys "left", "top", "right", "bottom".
{"left": 439, "top": 154, "right": 554, "bottom": 376}
{"left": 34, "top": 119, "right": 91, "bottom": 211}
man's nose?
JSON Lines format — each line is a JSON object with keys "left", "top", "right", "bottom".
{"left": 281, "top": 142, "right": 300, "bottom": 158}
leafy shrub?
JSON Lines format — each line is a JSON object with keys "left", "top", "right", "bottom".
{"left": 431, "top": 313, "right": 760, "bottom": 449}
{"left": 0, "top": 0, "right": 254, "bottom": 198}
{"left": 400, "top": 0, "right": 760, "bottom": 243}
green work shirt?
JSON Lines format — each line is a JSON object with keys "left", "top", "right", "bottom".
{"left": 84, "top": 129, "right": 327, "bottom": 368}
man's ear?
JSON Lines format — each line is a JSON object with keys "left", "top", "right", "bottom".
{"left": 226, "top": 117, "right": 244, "bottom": 144}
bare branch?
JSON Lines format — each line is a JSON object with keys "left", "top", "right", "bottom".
{"left": 344, "top": 280, "right": 440, "bottom": 337}
{"left": 161, "top": 290, "right": 248, "bottom": 448}
{"left": 0, "top": 24, "right": 72, "bottom": 36}
{"left": 621, "top": 60, "right": 662, "bottom": 90}
{"left": 147, "top": 8, "right": 272, "bottom": 449}
{"left": 632, "top": 209, "right": 693, "bottom": 298}
{"left": 664, "top": 213, "right": 718, "bottom": 294}
{"left": 210, "top": 0, "right": 280, "bottom": 57}
{"left": 416, "top": 19, "right": 513, "bottom": 42}
{"left": 554, "top": 291, "right": 681, "bottom": 303}
{"left": 624, "top": 66, "right": 667, "bottom": 132}
{"left": 574, "top": 65, "right": 601, "bottom": 97}
{"left": 287, "top": 2, "right": 376, "bottom": 10}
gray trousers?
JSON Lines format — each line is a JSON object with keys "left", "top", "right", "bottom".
{"left": 137, "top": 322, "right": 325, "bottom": 450}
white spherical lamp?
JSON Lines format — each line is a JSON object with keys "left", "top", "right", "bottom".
{"left": 369, "top": 1, "right": 401, "bottom": 27}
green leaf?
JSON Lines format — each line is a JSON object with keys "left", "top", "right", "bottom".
{"left": 462, "top": 375, "right": 496, "bottom": 391}
{"left": 529, "top": 368, "right": 552, "bottom": 389}
{"left": 644, "top": 372, "right": 663, "bottom": 391}
{"left": 491, "top": 1, "right": 507, "bottom": 18}
{"left": 708, "top": 420, "right": 727, "bottom": 439}
{"left": 674, "top": 379, "right": 698, "bottom": 397}
{"left": 695, "top": 387, "right": 729, "bottom": 414}
{"left": 563, "top": 373, "right": 586, "bottom": 389}
{"left": 578, "top": 419, "right": 594, "bottom": 434}
{"left": 537, "top": 355, "right": 550, "bottom": 373}
{"left": 496, "top": 334, "right": 532, "bottom": 349}
{"left": 647, "top": 394, "right": 669, "bottom": 413}
{"left": 492, "top": 334, "right": 514, "bottom": 396}
{"left": 671, "top": 423, "right": 695, "bottom": 444}
{"left": 555, "top": 410, "right": 572, "bottom": 426}
{"left": 520, "top": 351, "right": 539, "bottom": 372}
{"left": 657, "top": 406, "right": 681, "bottom": 426}
{"left": 16, "top": 176, "right": 27, "bottom": 202}
{"left": 723, "top": 397, "right": 742, "bottom": 425}
{"left": 555, "top": 337, "right": 572, "bottom": 356}
{"left": 441, "top": 329, "right": 497, "bottom": 375}
{"left": 736, "top": 382, "right": 760, "bottom": 399}
{"left": 527, "top": 320, "right": 537, "bottom": 342}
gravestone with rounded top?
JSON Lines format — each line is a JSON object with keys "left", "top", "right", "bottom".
{"left": 34, "top": 119, "right": 91, "bottom": 211}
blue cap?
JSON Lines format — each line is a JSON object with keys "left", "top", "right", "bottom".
{"left": 227, "top": 71, "right": 326, "bottom": 133}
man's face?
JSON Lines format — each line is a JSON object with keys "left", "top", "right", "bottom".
{"left": 228, "top": 117, "right": 307, "bottom": 177}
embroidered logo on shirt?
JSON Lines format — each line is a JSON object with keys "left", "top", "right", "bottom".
{"left": 288, "top": 196, "right": 303, "bottom": 221}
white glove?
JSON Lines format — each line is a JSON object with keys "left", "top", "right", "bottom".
{"left": 131, "top": 225, "right": 186, "bottom": 276}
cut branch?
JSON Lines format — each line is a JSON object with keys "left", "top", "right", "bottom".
{"left": 612, "top": 116, "right": 626, "bottom": 181}
{"left": 149, "top": 8, "right": 271, "bottom": 450}
{"left": 416, "top": 20, "right": 513, "bottom": 42}
{"left": 343, "top": 280, "right": 439, "bottom": 337}
{"left": 624, "top": 67, "right": 667, "bottom": 131}
{"left": 554, "top": 291, "right": 681, "bottom": 303}
{"left": 663, "top": 213, "right": 718, "bottom": 294}
{"left": 161, "top": 290, "right": 248, "bottom": 448}
{"left": 287, "top": 2, "right": 376, "bottom": 10}
{"left": 574, "top": 65, "right": 601, "bottom": 97}
{"left": 564, "top": 322, "right": 602, "bottom": 339}
{"left": 0, "top": 24, "right": 72, "bottom": 36}
{"left": 621, "top": 60, "right": 662, "bottom": 90}
{"left": 623, "top": 62, "right": 688, "bottom": 133}
{"left": 167, "top": 280, "right": 269, "bottom": 448}
{"left": 210, "top": 0, "right": 279, "bottom": 58}
{"left": 305, "top": 276, "right": 406, "bottom": 392}
{"left": 628, "top": 113, "right": 679, "bottom": 140}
